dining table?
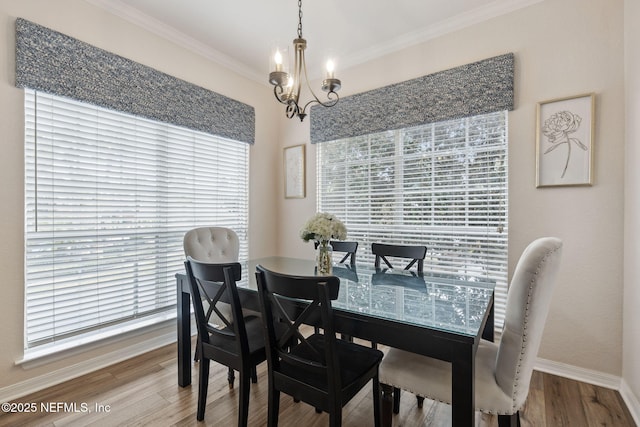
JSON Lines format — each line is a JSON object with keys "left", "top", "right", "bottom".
{"left": 176, "top": 256, "right": 495, "bottom": 427}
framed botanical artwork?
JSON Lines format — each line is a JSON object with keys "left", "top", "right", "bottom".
{"left": 536, "top": 93, "right": 595, "bottom": 187}
{"left": 284, "top": 144, "right": 306, "bottom": 198}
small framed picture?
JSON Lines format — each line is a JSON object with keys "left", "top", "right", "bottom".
{"left": 284, "top": 144, "right": 306, "bottom": 198}
{"left": 536, "top": 93, "right": 595, "bottom": 187}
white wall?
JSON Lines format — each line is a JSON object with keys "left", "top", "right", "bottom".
{"left": 278, "top": 0, "right": 627, "bottom": 378}
{"left": 0, "top": 0, "right": 279, "bottom": 395}
{"left": 623, "top": 0, "right": 640, "bottom": 421}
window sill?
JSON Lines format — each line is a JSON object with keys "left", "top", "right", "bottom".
{"left": 16, "top": 312, "right": 186, "bottom": 369}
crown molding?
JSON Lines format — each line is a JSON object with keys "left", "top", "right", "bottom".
{"left": 85, "top": 0, "right": 543, "bottom": 86}
{"left": 84, "top": 0, "right": 264, "bottom": 84}
{"left": 344, "top": 0, "right": 544, "bottom": 70}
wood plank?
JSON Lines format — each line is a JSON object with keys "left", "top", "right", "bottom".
{"left": 578, "top": 381, "right": 633, "bottom": 426}
{"left": 544, "top": 372, "right": 589, "bottom": 426}
{"left": 520, "top": 370, "right": 546, "bottom": 427}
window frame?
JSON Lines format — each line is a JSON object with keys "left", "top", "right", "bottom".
{"left": 316, "top": 111, "right": 508, "bottom": 329}
{"left": 23, "top": 89, "right": 250, "bottom": 353}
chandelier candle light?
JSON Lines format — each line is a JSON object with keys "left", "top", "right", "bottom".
{"left": 268, "top": 0, "right": 341, "bottom": 121}
{"left": 300, "top": 212, "right": 347, "bottom": 275}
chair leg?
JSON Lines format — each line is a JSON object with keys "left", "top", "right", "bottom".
{"left": 416, "top": 395, "right": 425, "bottom": 409}
{"left": 381, "top": 383, "right": 394, "bottom": 427}
{"left": 393, "top": 387, "right": 401, "bottom": 414}
{"left": 194, "top": 338, "right": 200, "bottom": 362}
{"left": 267, "top": 386, "right": 280, "bottom": 427}
{"left": 197, "top": 358, "right": 210, "bottom": 421}
{"left": 329, "top": 405, "right": 342, "bottom": 427}
{"left": 251, "top": 365, "right": 258, "bottom": 383}
{"left": 228, "top": 367, "right": 235, "bottom": 389}
{"left": 498, "top": 412, "right": 520, "bottom": 427}
{"left": 238, "top": 372, "right": 251, "bottom": 427}
{"left": 372, "top": 376, "right": 381, "bottom": 427}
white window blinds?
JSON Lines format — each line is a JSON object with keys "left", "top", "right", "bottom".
{"left": 24, "top": 89, "right": 249, "bottom": 349}
{"left": 317, "top": 111, "right": 508, "bottom": 328}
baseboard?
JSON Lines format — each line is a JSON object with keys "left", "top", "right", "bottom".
{"left": 620, "top": 379, "right": 640, "bottom": 426}
{"left": 0, "top": 331, "right": 179, "bottom": 403}
{"left": 534, "top": 357, "right": 622, "bottom": 390}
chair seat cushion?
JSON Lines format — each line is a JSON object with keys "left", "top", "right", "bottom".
{"left": 379, "top": 340, "right": 518, "bottom": 415}
{"left": 281, "top": 334, "right": 383, "bottom": 393}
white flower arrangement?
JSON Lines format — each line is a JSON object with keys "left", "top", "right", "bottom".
{"left": 300, "top": 212, "right": 347, "bottom": 243}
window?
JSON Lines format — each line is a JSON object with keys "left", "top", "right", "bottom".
{"left": 317, "top": 111, "right": 508, "bottom": 327}
{"left": 24, "top": 89, "right": 249, "bottom": 351}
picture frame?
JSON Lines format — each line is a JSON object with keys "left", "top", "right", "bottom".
{"left": 284, "top": 144, "right": 306, "bottom": 198}
{"left": 536, "top": 93, "right": 595, "bottom": 187}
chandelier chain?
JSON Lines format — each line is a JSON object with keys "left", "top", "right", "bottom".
{"left": 297, "top": 0, "right": 303, "bottom": 38}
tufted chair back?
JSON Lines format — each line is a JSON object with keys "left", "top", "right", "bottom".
{"left": 495, "top": 237, "right": 563, "bottom": 411}
{"left": 183, "top": 227, "right": 239, "bottom": 263}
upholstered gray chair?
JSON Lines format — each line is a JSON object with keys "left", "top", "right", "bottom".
{"left": 183, "top": 226, "right": 242, "bottom": 325}
{"left": 183, "top": 226, "right": 240, "bottom": 263}
{"left": 379, "top": 237, "right": 563, "bottom": 426}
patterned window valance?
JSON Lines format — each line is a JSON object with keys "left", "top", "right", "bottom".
{"left": 310, "top": 53, "right": 514, "bottom": 144}
{"left": 15, "top": 18, "right": 255, "bottom": 144}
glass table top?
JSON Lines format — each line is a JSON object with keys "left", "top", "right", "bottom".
{"left": 234, "top": 257, "right": 495, "bottom": 338}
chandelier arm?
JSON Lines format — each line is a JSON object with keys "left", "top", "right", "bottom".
{"left": 272, "top": 85, "right": 289, "bottom": 104}
{"left": 273, "top": 85, "right": 303, "bottom": 120}
{"left": 291, "top": 42, "right": 304, "bottom": 105}
{"left": 300, "top": 92, "right": 339, "bottom": 115}
{"left": 301, "top": 52, "right": 323, "bottom": 104}
{"left": 285, "top": 102, "right": 298, "bottom": 119}
{"left": 297, "top": 51, "right": 340, "bottom": 116}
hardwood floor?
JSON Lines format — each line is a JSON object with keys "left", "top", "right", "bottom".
{"left": 0, "top": 337, "right": 635, "bottom": 426}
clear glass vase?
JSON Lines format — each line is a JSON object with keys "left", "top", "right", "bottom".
{"left": 316, "top": 240, "right": 333, "bottom": 275}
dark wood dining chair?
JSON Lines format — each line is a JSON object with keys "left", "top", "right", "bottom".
{"left": 371, "top": 242, "right": 427, "bottom": 273}
{"left": 255, "top": 265, "right": 383, "bottom": 427}
{"left": 314, "top": 240, "right": 359, "bottom": 266}
{"left": 184, "top": 258, "right": 267, "bottom": 426}
{"left": 312, "top": 241, "right": 359, "bottom": 340}
{"left": 183, "top": 226, "right": 257, "bottom": 385}
{"left": 369, "top": 243, "right": 427, "bottom": 352}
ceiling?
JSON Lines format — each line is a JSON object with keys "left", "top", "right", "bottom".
{"left": 86, "top": 0, "right": 540, "bottom": 84}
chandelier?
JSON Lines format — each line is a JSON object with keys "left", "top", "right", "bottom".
{"left": 268, "top": 0, "right": 341, "bottom": 122}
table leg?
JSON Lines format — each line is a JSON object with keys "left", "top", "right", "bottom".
{"left": 451, "top": 345, "right": 475, "bottom": 427}
{"left": 177, "top": 275, "right": 192, "bottom": 387}
{"left": 482, "top": 297, "right": 495, "bottom": 342}
{"left": 381, "top": 383, "right": 394, "bottom": 427}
